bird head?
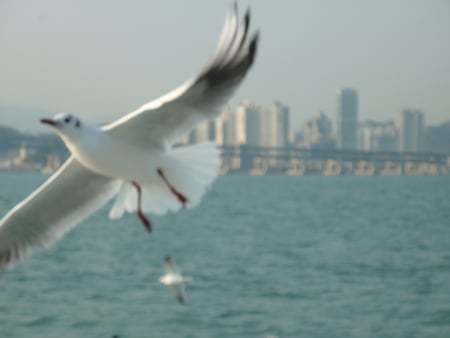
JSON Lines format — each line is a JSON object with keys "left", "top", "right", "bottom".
{"left": 40, "top": 113, "right": 83, "bottom": 139}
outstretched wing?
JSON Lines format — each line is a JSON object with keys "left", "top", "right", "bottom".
{"left": 0, "top": 157, "right": 120, "bottom": 271}
{"left": 170, "top": 284, "right": 186, "bottom": 305}
{"left": 163, "top": 256, "right": 180, "bottom": 274}
{"left": 103, "top": 4, "right": 259, "bottom": 148}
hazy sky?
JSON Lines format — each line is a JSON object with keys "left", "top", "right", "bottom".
{"left": 1, "top": 0, "right": 449, "bottom": 132}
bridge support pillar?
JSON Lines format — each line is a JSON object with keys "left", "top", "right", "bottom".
{"left": 322, "top": 160, "right": 341, "bottom": 176}
{"left": 354, "top": 160, "right": 375, "bottom": 176}
{"left": 381, "top": 161, "right": 402, "bottom": 176}
{"left": 286, "top": 159, "right": 305, "bottom": 176}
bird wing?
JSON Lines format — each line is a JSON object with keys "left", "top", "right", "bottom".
{"left": 102, "top": 4, "right": 259, "bottom": 148}
{"left": 170, "top": 284, "right": 186, "bottom": 305}
{"left": 163, "top": 256, "right": 180, "bottom": 274}
{"left": 0, "top": 157, "right": 120, "bottom": 271}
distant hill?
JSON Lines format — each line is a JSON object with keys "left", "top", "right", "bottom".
{"left": 0, "top": 124, "right": 67, "bottom": 159}
{"left": 0, "top": 125, "right": 23, "bottom": 155}
{"left": 427, "top": 121, "right": 450, "bottom": 154}
{"left": 0, "top": 104, "right": 56, "bottom": 133}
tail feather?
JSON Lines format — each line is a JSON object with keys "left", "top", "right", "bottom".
{"left": 109, "top": 182, "right": 132, "bottom": 219}
{"left": 108, "top": 142, "right": 220, "bottom": 219}
{"left": 160, "top": 142, "right": 220, "bottom": 208}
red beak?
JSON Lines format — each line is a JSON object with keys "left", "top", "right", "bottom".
{"left": 40, "top": 118, "right": 58, "bottom": 127}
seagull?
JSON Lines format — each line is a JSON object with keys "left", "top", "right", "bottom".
{"left": 0, "top": 4, "right": 258, "bottom": 271}
{"left": 158, "top": 256, "right": 193, "bottom": 304}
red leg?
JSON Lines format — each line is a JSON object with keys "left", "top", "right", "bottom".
{"left": 132, "top": 181, "right": 152, "bottom": 232}
{"left": 157, "top": 168, "right": 188, "bottom": 207}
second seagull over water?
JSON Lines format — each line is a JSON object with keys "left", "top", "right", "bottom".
{"left": 159, "top": 256, "right": 193, "bottom": 305}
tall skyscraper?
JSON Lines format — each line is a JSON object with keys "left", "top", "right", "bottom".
{"left": 260, "top": 101, "right": 290, "bottom": 148}
{"left": 194, "top": 120, "right": 216, "bottom": 143}
{"left": 336, "top": 88, "right": 358, "bottom": 150}
{"left": 399, "top": 109, "right": 425, "bottom": 152}
{"left": 215, "top": 106, "right": 233, "bottom": 146}
{"left": 233, "top": 101, "right": 261, "bottom": 146}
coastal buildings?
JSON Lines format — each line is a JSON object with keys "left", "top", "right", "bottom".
{"left": 196, "top": 100, "right": 290, "bottom": 149}
{"left": 232, "top": 101, "right": 261, "bottom": 146}
{"left": 214, "top": 105, "right": 233, "bottom": 146}
{"left": 399, "top": 109, "right": 425, "bottom": 152}
{"left": 336, "top": 88, "right": 358, "bottom": 150}
{"left": 2, "top": 91, "right": 443, "bottom": 176}
{"left": 188, "top": 97, "right": 429, "bottom": 157}
{"left": 260, "top": 101, "right": 290, "bottom": 148}
{"left": 359, "top": 120, "right": 398, "bottom": 152}
{"left": 301, "top": 111, "right": 334, "bottom": 149}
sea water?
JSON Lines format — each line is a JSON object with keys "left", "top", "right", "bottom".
{"left": 0, "top": 174, "right": 449, "bottom": 338}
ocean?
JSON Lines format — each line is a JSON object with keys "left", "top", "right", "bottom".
{"left": 1, "top": 174, "right": 449, "bottom": 338}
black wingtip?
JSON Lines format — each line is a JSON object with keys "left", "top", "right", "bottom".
{"left": 248, "top": 31, "right": 259, "bottom": 66}
{"left": 196, "top": 4, "right": 259, "bottom": 89}
{"left": 244, "top": 8, "right": 250, "bottom": 26}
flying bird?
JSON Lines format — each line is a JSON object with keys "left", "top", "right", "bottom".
{"left": 0, "top": 4, "right": 259, "bottom": 271}
{"left": 158, "top": 256, "right": 193, "bottom": 304}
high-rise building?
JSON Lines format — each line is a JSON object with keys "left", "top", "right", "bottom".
{"left": 336, "top": 88, "right": 358, "bottom": 150}
{"left": 233, "top": 101, "right": 261, "bottom": 146}
{"left": 260, "top": 101, "right": 290, "bottom": 148}
{"left": 399, "top": 109, "right": 425, "bottom": 152}
{"left": 215, "top": 106, "right": 233, "bottom": 146}
{"left": 184, "top": 120, "right": 214, "bottom": 144}
{"left": 359, "top": 120, "right": 398, "bottom": 152}
{"left": 301, "top": 111, "right": 334, "bottom": 149}
{"left": 216, "top": 101, "right": 290, "bottom": 148}
{"left": 194, "top": 120, "right": 216, "bottom": 143}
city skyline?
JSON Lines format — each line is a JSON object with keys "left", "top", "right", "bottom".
{"left": 1, "top": 0, "right": 449, "bottom": 132}
{"left": 182, "top": 96, "right": 433, "bottom": 154}
{"left": 0, "top": 86, "right": 447, "bottom": 135}
{"left": 0, "top": 95, "right": 444, "bottom": 151}
{"left": 1, "top": 97, "right": 448, "bottom": 176}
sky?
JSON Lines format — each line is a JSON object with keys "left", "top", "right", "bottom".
{"left": 1, "top": 0, "right": 449, "bottom": 132}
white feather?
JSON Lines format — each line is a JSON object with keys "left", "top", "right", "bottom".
{"left": 0, "top": 5, "right": 258, "bottom": 271}
{"left": 0, "top": 157, "right": 120, "bottom": 269}
{"left": 108, "top": 142, "right": 220, "bottom": 217}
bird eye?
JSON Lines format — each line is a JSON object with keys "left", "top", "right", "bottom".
{"left": 64, "top": 116, "right": 71, "bottom": 124}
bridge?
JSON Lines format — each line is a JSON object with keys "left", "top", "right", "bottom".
{"left": 1, "top": 138, "right": 448, "bottom": 176}
{"left": 220, "top": 145, "right": 450, "bottom": 176}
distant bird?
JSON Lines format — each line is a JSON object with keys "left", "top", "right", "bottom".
{"left": 159, "top": 256, "right": 193, "bottom": 304}
{"left": 0, "top": 4, "right": 258, "bottom": 271}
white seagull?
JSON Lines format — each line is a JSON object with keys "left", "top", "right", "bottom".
{"left": 159, "top": 256, "right": 193, "bottom": 305}
{"left": 0, "top": 4, "right": 258, "bottom": 271}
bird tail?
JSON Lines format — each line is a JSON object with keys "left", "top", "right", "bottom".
{"left": 108, "top": 142, "right": 221, "bottom": 218}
